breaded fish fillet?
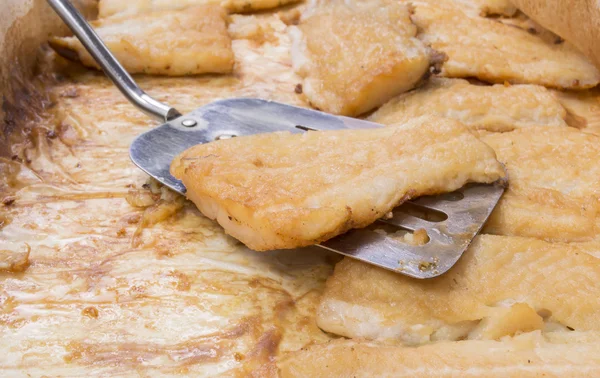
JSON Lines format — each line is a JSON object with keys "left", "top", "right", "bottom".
{"left": 466, "top": 0, "right": 517, "bottom": 16}
{"left": 482, "top": 127, "right": 600, "bottom": 242}
{"left": 553, "top": 88, "right": 600, "bottom": 132}
{"left": 98, "top": 0, "right": 217, "bottom": 18}
{"left": 170, "top": 116, "right": 505, "bottom": 251}
{"left": 98, "top": 0, "right": 301, "bottom": 17}
{"left": 278, "top": 332, "right": 600, "bottom": 377}
{"left": 411, "top": 0, "right": 600, "bottom": 89}
{"left": 370, "top": 78, "right": 568, "bottom": 132}
{"left": 50, "top": 5, "right": 234, "bottom": 76}
{"left": 222, "top": 0, "right": 301, "bottom": 13}
{"left": 288, "top": 0, "right": 434, "bottom": 116}
{"left": 317, "top": 235, "right": 600, "bottom": 344}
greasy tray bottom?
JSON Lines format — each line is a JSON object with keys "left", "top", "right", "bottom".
{"left": 1, "top": 14, "right": 340, "bottom": 376}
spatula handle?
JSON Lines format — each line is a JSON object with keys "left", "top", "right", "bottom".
{"left": 46, "top": 0, "right": 181, "bottom": 122}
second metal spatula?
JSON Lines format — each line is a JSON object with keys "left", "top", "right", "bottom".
{"left": 48, "top": 0, "right": 506, "bottom": 279}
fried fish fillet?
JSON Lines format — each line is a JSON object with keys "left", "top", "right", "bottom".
{"left": 288, "top": 0, "right": 434, "bottom": 116}
{"left": 369, "top": 78, "right": 568, "bottom": 132}
{"left": 98, "top": 0, "right": 216, "bottom": 18}
{"left": 432, "top": 0, "right": 517, "bottom": 17}
{"left": 317, "top": 235, "right": 600, "bottom": 344}
{"left": 411, "top": 0, "right": 600, "bottom": 89}
{"left": 50, "top": 5, "right": 234, "bottom": 76}
{"left": 278, "top": 331, "right": 600, "bottom": 377}
{"left": 465, "top": 0, "right": 517, "bottom": 16}
{"left": 482, "top": 127, "right": 600, "bottom": 241}
{"left": 170, "top": 116, "right": 505, "bottom": 251}
{"left": 553, "top": 88, "right": 600, "bottom": 132}
{"left": 98, "top": 0, "right": 301, "bottom": 17}
{"left": 222, "top": 0, "right": 301, "bottom": 13}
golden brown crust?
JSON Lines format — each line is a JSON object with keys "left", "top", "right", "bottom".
{"left": 482, "top": 127, "right": 600, "bottom": 241}
{"left": 412, "top": 0, "right": 600, "bottom": 89}
{"left": 370, "top": 78, "right": 568, "bottom": 132}
{"left": 171, "top": 117, "right": 504, "bottom": 251}
{"left": 317, "top": 235, "right": 600, "bottom": 343}
{"left": 98, "top": 0, "right": 302, "bottom": 17}
{"left": 289, "top": 0, "right": 432, "bottom": 116}
{"left": 278, "top": 332, "right": 600, "bottom": 377}
{"left": 50, "top": 5, "right": 234, "bottom": 76}
{"left": 223, "top": 0, "right": 301, "bottom": 13}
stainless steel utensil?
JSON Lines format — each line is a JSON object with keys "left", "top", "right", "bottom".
{"left": 47, "top": 0, "right": 506, "bottom": 278}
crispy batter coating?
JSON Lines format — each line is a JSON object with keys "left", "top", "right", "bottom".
{"left": 98, "top": 0, "right": 301, "bottom": 17}
{"left": 289, "top": 0, "right": 433, "bottom": 116}
{"left": 482, "top": 127, "right": 600, "bottom": 241}
{"left": 467, "top": 0, "right": 517, "bottom": 15}
{"left": 412, "top": 0, "right": 600, "bottom": 89}
{"left": 370, "top": 78, "right": 568, "bottom": 132}
{"left": 278, "top": 332, "right": 600, "bottom": 377}
{"left": 50, "top": 5, "right": 234, "bottom": 76}
{"left": 553, "top": 88, "right": 600, "bottom": 132}
{"left": 223, "top": 0, "right": 301, "bottom": 13}
{"left": 317, "top": 235, "right": 600, "bottom": 344}
{"left": 99, "top": 0, "right": 217, "bottom": 18}
{"left": 171, "top": 116, "right": 504, "bottom": 251}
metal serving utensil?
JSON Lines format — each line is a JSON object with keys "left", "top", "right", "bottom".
{"left": 47, "top": 0, "right": 506, "bottom": 278}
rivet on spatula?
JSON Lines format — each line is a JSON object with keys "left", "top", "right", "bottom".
{"left": 181, "top": 119, "right": 197, "bottom": 127}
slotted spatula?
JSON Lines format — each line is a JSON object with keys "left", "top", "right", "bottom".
{"left": 48, "top": 0, "right": 506, "bottom": 279}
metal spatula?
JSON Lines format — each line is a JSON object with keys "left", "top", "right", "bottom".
{"left": 48, "top": 0, "right": 506, "bottom": 279}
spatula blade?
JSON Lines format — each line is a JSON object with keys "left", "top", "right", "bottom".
{"left": 319, "top": 181, "right": 506, "bottom": 278}
{"left": 130, "top": 98, "right": 506, "bottom": 279}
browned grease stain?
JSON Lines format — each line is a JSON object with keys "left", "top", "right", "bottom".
{"left": 63, "top": 338, "right": 226, "bottom": 366}
{"left": 0, "top": 16, "right": 337, "bottom": 376}
{"left": 1, "top": 66, "right": 53, "bottom": 159}
{"left": 0, "top": 245, "right": 31, "bottom": 273}
{"left": 81, "top": 306, "right": 98, "bottom": 318}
